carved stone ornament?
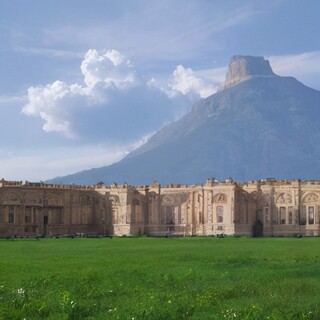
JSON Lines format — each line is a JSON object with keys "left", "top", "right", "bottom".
{"left": 213, "top": 193, "right": 227, "bottom": 203}
{"left": 109, "top": 195, "right": 120, "bottom": 206}
{"left": 24, "top": 193, "right": 42, "bottom": 205}
{"left": 275, "top": 193, "right": 292, "bottom": 204}
{"left": 2, "top": 192, "right": 21, "bottom": 204}
{"left": 304, "top": 193, "right": 319, "bottom": 203}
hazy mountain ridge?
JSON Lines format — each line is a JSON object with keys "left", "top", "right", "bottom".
{"left": 49, "top": 56, "right": 320, "bottom": 185}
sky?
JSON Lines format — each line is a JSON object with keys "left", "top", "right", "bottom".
{"left": 1, "top": 0, "right": 320, "bottom": 182}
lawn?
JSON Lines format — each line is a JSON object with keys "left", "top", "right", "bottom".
{"left": 1, "top": 236, "right": 320, "bottom": 319}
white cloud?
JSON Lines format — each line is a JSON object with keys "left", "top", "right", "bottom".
{"left": 168, "top": 65, "right": 216, "bottom": 99}
{"left": 22, "top": 49, "right": 139, "bottom": 138}
{"left": 80, "top": 49, "right": 136, "bottom": 90}
{"left": 268, "top": 52, "right": 320, "bottom": 90}
{"left": 21, "top": 49, "right": 194, "bottom": 142}
{"left": 0, "top": 95, "right": 27, "bottom": 104}
{"left": 269, "top": 52, "right": 320, "bottom": 75}
{"left": 22, "top": 80, "right": 84, "bottom": 137}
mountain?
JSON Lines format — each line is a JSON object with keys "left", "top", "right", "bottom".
{"left": 49, "top": 55, "right": 320, "bottom": 185}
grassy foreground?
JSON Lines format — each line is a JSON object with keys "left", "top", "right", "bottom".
{"left": 1, "top": 237, "right": 320, "bottom": 319}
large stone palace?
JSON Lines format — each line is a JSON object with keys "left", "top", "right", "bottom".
{"left": 1, "top": 178, "right": 320, "bottom": 237}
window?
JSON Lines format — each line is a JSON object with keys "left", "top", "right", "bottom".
{"left": 241, "top": 205, "right": 248, "bottom": 224}
{"left": 217, "top": 206, "right": 223, "bottom": 223}
{"left": 288, "top": 207, "right": 293, "bottom": 225}
{"left": 25, "top": 216, "right": 31, "bottom": 223}
{"left": 8, "top": 206, "right": 14, "bottom": 223}
{"left": 280, "top": 207, "right": 286, "bottom": 224}
{"left": 264, "top": 207, "right": 269, "bottom": 224}
{"left": 308, "top": 206, "right": 315, "bottom": 225}
{"left": 288, "top": 212, "right": 293, "bottom": 225}
{"left": 9, "top": 213, "right": 14, "bottom": 223}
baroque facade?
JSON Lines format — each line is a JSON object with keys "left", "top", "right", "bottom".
{"left": 1, "top": 178, "right": 320, "bottom": 237}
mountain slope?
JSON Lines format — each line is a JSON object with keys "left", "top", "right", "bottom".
{"left": 50, "top": 56, "right": 320, "bottom": 185}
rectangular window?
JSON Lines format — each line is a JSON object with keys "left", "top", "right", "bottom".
{"left": 288, "top": 207, "right": 293, "bottom": 224}
{"left": 240, "top": 206, "right": 247, "bottom": 224}
{"left": 165, "top": 206, "right": 173, "bottom": 224}
{"left": 280, "top": 207, "right": 286, "bottom": 224}
{"left": 8, "top": 213, "right": 14, "bottom": 223}
{"left": 308, "top": 206, "right": 315, "bottom": 225}
{"left": 8, "top": 206, "right": 14, "bottom": 223}
{"left": 264, "top": 207, "right": 269, "bottom": 224}
{"left": 32, "top": 208, "right": 37, "bottom": 223}
{"left": 25, "top": 216, "right": 31, "bottom": 223}
{"left": 288, "top": 212, "right": 293, "bottom": 225}
{"left": 217, "top": 206, "right": 223, "bottom": 223}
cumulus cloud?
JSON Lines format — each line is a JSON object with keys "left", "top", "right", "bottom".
{"left": 22, "top": 81, "right": 84, "bottom": 137}
{"left": 22, "top": 48, "right": 139, "bottom": 139}
{"left": 22, "top": 49, "right": 214, "bottom": 144}
{"left": 168, "top": 65, "right": 216, "bottom": 99}
{"left": 80, "top": 49, "right": 136, "bottom": 90}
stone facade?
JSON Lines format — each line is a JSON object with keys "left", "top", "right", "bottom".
{"left": 1, "top": 178, "right": 320, "bottom": 237}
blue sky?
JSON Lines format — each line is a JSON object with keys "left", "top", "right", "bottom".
{"left": 1, "top": 0, "right": 320, "bottom": 181}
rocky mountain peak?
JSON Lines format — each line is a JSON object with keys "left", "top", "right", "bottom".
{"left": 222, "top": 55, "right": 277, "bottom": 89}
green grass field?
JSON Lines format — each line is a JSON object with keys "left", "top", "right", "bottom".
{"left": 1, "top": 236, "right": 320, "bottom": 319}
